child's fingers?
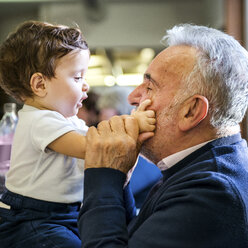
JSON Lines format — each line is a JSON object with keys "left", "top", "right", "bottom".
{"left": 148, "top": 118, "right": 156, "bottom": 125}
{"left": 145, "top": 110, "right": 155, "bottom": 118}
{"left": 137, "top": 99, "right": 152, "bottom": 111}
{"left": 146, "top": 124, "right": 156, "bottom": 131}
{"left": 140, "top": 123, "right": 156, "bottom": 132}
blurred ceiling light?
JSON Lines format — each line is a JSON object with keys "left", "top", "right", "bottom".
{"left": 86, "top": 75, "right": 106, "bottom": 86}
{"left": 87, "top": 68, "right": 106, "bottom": 75}
{"left": 86, "top": 74, "right": 115, "bottom": 87}
{"left": 88, "top": 55, "right": 109, "bottom": 67}
{"left": 136, "top": 64, "right": 148, "bottom": 73}
{"left": 116, "top": 74, "right": 143, "bottom": 86}
{"left": 140, "top": 48, "right": 155, "bottom": 63}
{"left": 104, "top": 75, "right": 116, "bottom": 87}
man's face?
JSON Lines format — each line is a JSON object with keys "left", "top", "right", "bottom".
{"left": 128, "top": 45, "right": 197, "bottom": 163}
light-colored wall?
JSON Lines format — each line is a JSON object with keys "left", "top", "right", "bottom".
{"left": 0, "top": 4, "right": 38, "bottom": 43}
{"left": 0, "top": 0, "right": 224, "bottom": 48}
{"left": 39, "top": 0, "right": 224, "bottom": 48}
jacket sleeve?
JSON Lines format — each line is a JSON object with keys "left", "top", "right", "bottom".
{"left": 78, "top": 168, "right": 131, "bottom": 248}
{"left": 78, "top": 166, "right": 248, "bottom": 248}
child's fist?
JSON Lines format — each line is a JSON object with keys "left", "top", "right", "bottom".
{"left": 131, "top": 99, "right": 156, "bottom": 133}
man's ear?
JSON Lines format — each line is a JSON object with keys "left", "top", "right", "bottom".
{"left": 178, "top": 94, "right": 209, "bottom": 131}
{"left": 30, "top": 72, "right": 47, "bottom": 97}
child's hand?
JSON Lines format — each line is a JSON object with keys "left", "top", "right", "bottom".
{"left": 131, "top": 99, "right": 156, "bottom": 133}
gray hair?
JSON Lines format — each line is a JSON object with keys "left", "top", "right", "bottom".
{"left": 161, "top": 24, "right": 248, "bottom": 128}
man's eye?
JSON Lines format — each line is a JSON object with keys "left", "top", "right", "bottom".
{"left": 146, "top": 82, "right": 152, "bottom": 92}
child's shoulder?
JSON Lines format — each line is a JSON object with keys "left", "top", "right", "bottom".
{"left": 68, "top": 115, "right": 88, "bottom": 134}
{"left": 20, "top": 104, "right": 64, "bottom": 118}
{"left": 18, "top": 105, "right": 69, "bottom": 127}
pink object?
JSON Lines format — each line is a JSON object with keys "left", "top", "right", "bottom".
{"left": 0, "top": 143, "right": 12, "bottom": 163}
{"left": 0, "top": 134, "right": 12, "bottom": 172}
{"left": 0, "top": 159, "right": 10, "bottom": 195}
{"left": 0, "top": 103, "right": 17, "bottom": 195}
{"left": 0, "top": 135, "right": 12, "bottom": 195}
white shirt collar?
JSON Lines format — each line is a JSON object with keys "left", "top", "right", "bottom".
{"left": 157, "top": 140, "right": 213, "bottom": 171}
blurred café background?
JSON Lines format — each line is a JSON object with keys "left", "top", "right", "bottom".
{"left": 0, "top": 0, "right": 247, "bottom": 138}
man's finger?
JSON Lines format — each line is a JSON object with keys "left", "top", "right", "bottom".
{"left": 138, "top": 132, "right": 154, "bottom": 144}
{"left": 97, "top": 120, "right": 112, "bottom": 135}
{"left": 124, "top": 117, "right": 139, "bottom": 142}
{"left": 137, "top": 99, "right": 152, "bottom": 111}
{"left": 110, "top": 116, "right": 125, "bottom": 133}
{"left": 136, "top": 132, "right": 154, "bottom": 155}
{"left": 87, "top": 126, "right": 99, "bottom": 140}
{"left": 121, "top": 114, "right": 130, "bottom": 119}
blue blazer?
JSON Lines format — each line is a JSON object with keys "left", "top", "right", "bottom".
{"left": 79, "top": 134, "right": 248, "bottom": 247}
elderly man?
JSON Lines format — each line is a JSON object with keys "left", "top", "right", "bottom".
{"left": 78, "top": 24, "right": 248, "bottom": 247}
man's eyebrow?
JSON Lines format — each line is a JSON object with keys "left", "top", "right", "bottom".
{"left": 144, "top": 73, "right": 159, "bottom": 86}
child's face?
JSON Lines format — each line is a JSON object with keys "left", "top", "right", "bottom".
{"left": 44, "top": 49, "right": 90, "bottom": 117}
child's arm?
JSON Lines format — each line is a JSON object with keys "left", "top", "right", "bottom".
{"left": 48, "top": 131, "right": 87, "bottom": 159}
{"left": 131, "top": 99, "right": 156, "bottom": 133}
{"left": 47, "top": 99, "right": 155, "bottom": 160}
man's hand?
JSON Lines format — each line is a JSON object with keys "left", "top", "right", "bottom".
{"left": 84, "top": 115, "right": 140, "bottom": 174}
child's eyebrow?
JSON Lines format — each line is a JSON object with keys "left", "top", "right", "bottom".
{"left": 74, "top": 68, "right": 86, "bottom": 74}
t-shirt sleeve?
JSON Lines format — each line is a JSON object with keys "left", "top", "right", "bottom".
{"left": 30, "top": 111, "right": 79, "bottom": 152}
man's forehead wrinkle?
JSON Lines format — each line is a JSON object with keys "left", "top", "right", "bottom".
{"left": 162, "top": 53, "right": 196, "bottom": 66}
{"left": 165, "top": 44, "right": 198, "bottom": 55}
{"left": 162, "top": 53, "right": 196, "bottom": 73}
{"left": 164, "top": 52, "right": 193, "bottom": 59}
{"left": 145, "top": 47, "right": 197, "bottom": 88}
{"left": 161, "top": 45, "right": 198, "bottom": 64}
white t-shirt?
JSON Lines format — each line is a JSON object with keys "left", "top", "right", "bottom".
{"left": 6, "top": 105, "right": 88, "bottom": 203}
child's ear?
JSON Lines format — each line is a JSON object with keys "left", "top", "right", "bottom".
{"left": 30, "top": 72, "right": 47, "bottom": 97}
{"left": 178, "top": 95, "right": 209, "bottom": 131}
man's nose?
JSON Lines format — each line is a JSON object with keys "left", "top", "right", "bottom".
{"left": 128, "top": 86, "right": 142, "bottom": 106}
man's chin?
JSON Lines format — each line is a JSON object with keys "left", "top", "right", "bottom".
{"left": 140, "top": 145, "right": 157, "bottom": 164}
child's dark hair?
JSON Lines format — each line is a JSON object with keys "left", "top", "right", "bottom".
{"left": 0, "top": 20, "right": 89, "bottom": 102}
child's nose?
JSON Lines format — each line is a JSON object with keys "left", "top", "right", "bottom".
{"left": 82, "top": 80, "right": 89, "bottom": 92}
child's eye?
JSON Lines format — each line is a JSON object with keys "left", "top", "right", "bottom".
{"left": 147, "top": 87, "right": 152, "bottom": 91}
{"left": 74, "top": 77, "right": 82, "bottom": 82}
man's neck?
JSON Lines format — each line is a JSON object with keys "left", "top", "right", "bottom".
{"left": 158, "top": 139, "right": 213, "bottom": 171}
{"left": 216, "top": 125, "right": 240, "bottom": 137}
{"left": 162, "top": 125, "right": 240, "bottom": 163}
